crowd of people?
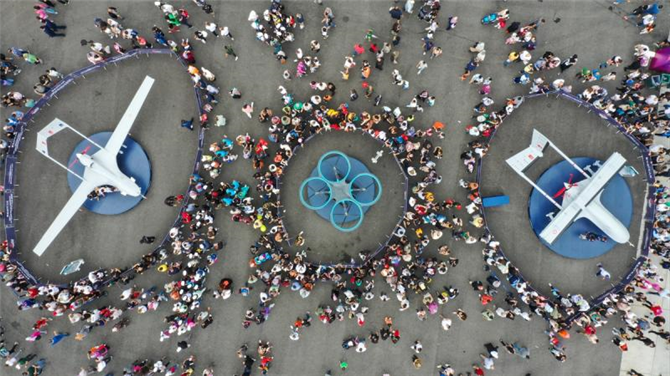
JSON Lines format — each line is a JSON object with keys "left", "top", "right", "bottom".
{"left": 1, "top": 0, "right": 670, "bottom": 375}
{"left": 459, "top": 6, "right": 670, "bottom": 373}
{"left": 1, "top": 1, "right": 232, "bottom": 375}
{"left": 34, "top": 0, "right": 68, "bottom": 38}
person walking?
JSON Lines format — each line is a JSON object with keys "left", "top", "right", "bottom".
{"left": 49, "top": 332, "right": 69, "bottom": 346}
{"left": 416, "top": 60, "right": 428, "bottom": 75}
{"left": 219, "top": 26, "right": 234, "bottom": 40}
{"left": 41, "top": 18, "right": 66, "bottom": 33}
{"left": 225, "top": 45, "right": 238, "bottom": 61}
{"left": 40, "top": 24, "right": 66, "bottom": 38}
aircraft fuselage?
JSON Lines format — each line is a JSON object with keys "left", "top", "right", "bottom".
{"left": 76, "top": 152, "right": 141, "bottom": 197}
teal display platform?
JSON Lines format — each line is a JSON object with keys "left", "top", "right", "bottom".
{"left": 300, "top": 151, "right": 381, "bottom": 232}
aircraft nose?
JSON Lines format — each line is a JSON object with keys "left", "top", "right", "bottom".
{"left": 131, "top": 183, "right": 142, "bottom": 197}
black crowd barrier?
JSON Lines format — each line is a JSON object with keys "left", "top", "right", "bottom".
{"left": 475, "top": 89, "right": 655, "bottom": 325}
{"left": 3, "top": 48, "right": 206, "bottom": 290}
{"left": 274, "top": 129, "right": 409, "bottom": 269}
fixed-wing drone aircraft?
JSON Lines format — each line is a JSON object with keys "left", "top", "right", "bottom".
{"left": 506, "top": 129, "right": 630, "bottom": 245}
{"left": 32, "top": 76, "right": 155, "bottom": 256}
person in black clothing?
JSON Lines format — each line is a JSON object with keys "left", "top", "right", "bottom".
{"left": 506, "top": 21, "right": 520, "bottom": 34}
{"left": 40, "top": 24, "right": 66, "bottom": 38}
{"left": 559, "top": 54, "right": 578, "bottom": 73}
{"left": 649, "top": 330, "right": 670, "bottom": 341}
{"left": 140, "top": 236, "right": 156, "bottom": 244}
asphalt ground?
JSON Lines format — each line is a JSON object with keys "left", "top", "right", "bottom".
{"left": 1, "top": 1, "right": 669, "bottom": 376}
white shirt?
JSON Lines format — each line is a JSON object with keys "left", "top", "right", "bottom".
{"left": 160, "top": 4, "right": 174, "bottom": 14}
{"left": 205, "top": 23, "right": 217, "bottom": 32}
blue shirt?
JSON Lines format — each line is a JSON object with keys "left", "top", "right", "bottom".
{"left": 646, "top": 4, "right": 661, "bottom": 15}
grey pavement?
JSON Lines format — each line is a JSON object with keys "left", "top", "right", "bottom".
{"left": 1, "top": 0, "right": 669, "bottom": 376}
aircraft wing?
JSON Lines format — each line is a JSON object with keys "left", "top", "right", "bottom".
{"left": 102, "top": 76, "right": 155, "bottom": 157}
{"left": 578, "top": 192, "right": 630, "bottom": 243}
{"left": 539, "top": 153, "right": 627, "bottom": 244}
{"left": 539, "top": 202, "right": 581, "bottom": 244}
{"left": 32, "top": 178, "right": 101, "bottom": 256}
{"left": 505, "top": 129, "right": 550, "bottom": 173}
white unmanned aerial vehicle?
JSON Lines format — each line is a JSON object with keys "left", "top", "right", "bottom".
{"left": 32, "top": 76, "right": 155, "bottom": 256}
{"left": 506, "top": 129, "right": 630, "bottom": 245}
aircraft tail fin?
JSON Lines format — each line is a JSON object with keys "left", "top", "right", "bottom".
{"left": 505, "top": 129, "right": 550, "bottom": 173}
{"left": 36, "top": 118, "right": 69, "bottom": 158}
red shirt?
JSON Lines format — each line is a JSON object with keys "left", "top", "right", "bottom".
{"left": 27, "top": 287, "right": 39, "bottom": 298}
{"left": 651, "top": 305, "right": 663, "bottom": 316}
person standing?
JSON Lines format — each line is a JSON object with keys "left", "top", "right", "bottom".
{"left": 596, "top": 263, "right": 611, "bottom": 280}
{"left": 339, "top": 360, "right": 348, "bottom": 372}
{"left": 107, "top": 7, "right": 123, "bottom": 20}
{"left": 242, "top": 102, "right": 254, "bottom": 118}
{"left": 410, "top": 340, "right": 423, "bottom": 353}
{"left": 140, "top": 236, "right": 156, "bottom": 244}
{"left": 176, "top": 340, "right": 190, "bottom": 352}
{"left": 16, "top": 353, "right": 37, "bottom": 369}
{"left": 181, "top": 118, "right": 194, "bottom": 131}
{"left": 24, "top": 358, "right": 46, "bottom": 376}
{"left": 559, "top": 54, "right": 578, "bottom": 74}
{"left": 412, "top": 355, "right": 422, "bottom": 369}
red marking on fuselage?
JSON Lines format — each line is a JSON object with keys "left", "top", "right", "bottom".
{"left": 68, "top": 145, "right": 91, "bottom": 169}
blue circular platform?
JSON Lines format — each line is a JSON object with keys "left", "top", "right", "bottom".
{"left": 528, "top": 157, "right": 633, "bottom": 259}
{"left": 300, "top": 151, "right": 381, "bottom": 232}
{"left": 66, "top": 132, "right": 151, "bottom": 215}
